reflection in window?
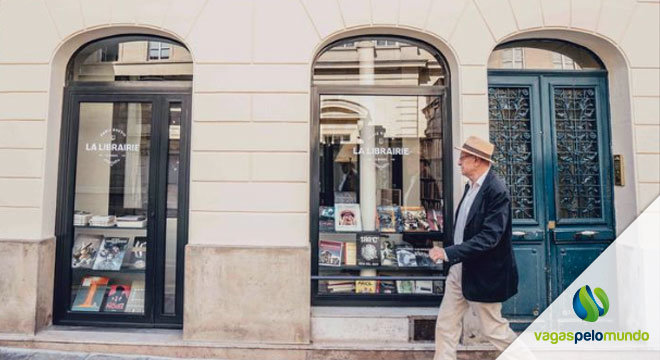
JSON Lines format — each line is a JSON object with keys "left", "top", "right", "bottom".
{"left": 500, "top": 48, "right": 524, "bottom": 69}
{"left": 551, "top": 53, "right": 579, "bottom": 70}
{"left": 313, "top": 38, "right": 446, "bottom": 87}
{"left": 313, "top": 37, "right": 450, "bottom": 300}
{"left": 70, "top": 102, "right": 152, "bottom": 315}
{"left": 164, "top": 103, "right": 181, "bottom": 315}
{"left": 317, "top": 95, "right": 445, "bottom": 296}
{"left": 100, "top": 44, "right": 119, "bottom": 62}
{"left": 148, "top": 42, "right": 171, "bottom": 60}
{"left": 488, "top": 40, "right": 601, "bottom": 70}
{"left": 319, "top": 95, "right": 444, "bottom": 212}
{"left": 69, "top": 36, "right": 192, "bottom": 82}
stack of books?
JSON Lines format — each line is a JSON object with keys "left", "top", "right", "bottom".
{"left": 327, "top": 280, "right": 355, "bottom": 293}
{"left": 116, "top": 215, "right": 147, "bottom": 228}
{"left": 89, "top": 215, "right": 117, "bottom": 227}
{"left": 73, "top": 211, "right": 92, "bottom": 226}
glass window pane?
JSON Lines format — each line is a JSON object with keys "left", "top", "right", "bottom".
{"left": 317, "top": 94, "right": 444, "bottom": 296}
{"left": 314, "top": 39, "right": 446, "bottom": 86}
{"left": 100, "top": 44, "right": 119, "bottom": 62}
{"left": 160, "top": 45, "right": 171, "bottom": 60}
{"left": 488, "top": 41, "right": 602, "bottom": 70}
{"left": 71, "top": 102, "right": 151, "bottom": 314}
{"left": 488, "top": 87, "right": 535, "bottom": 220}
{"left": 163, "top": 102, "right": 181, "bottom": 315}
{"left": 553, "top": 88, "right": 602, "bottom": 219}
{"left": 70, "top": 37, "right": 192, "bottom": 82}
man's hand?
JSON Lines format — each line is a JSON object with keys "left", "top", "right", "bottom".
{"left": 429, "top": 246, "right": 446, "bottom": 263}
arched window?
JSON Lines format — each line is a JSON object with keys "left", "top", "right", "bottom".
{"left": 54, "top": 35, "right": 192, "bottom": 327}
{"left": 66, "top": 35, "right": 192, "bottom": 82}
{"left": 488, "top": 39, "right": 604, "bottom": 70}
{"left": 311, "top": 37, "right": 451, "bottom": 305}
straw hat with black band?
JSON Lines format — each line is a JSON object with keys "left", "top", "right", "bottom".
{"left": 454, "top": 136, "right": 495, "bottom": 163}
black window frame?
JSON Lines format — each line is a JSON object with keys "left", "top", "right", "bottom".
{"left": 53, "top": 82, "right": 191, "bottom": 328}
{"left": 54, "top": 35, "right": 192, "bottom": 329}
{"left": 310, "top": 36, "right": 454, "bottom": 307}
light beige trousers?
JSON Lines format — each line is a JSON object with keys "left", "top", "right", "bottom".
{"left": 434, "top": 263, "right": 517, "bottom": 360}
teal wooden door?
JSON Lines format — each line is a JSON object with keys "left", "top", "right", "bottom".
{"left": 488, "top": 71, "right": 614, "bottom": 322}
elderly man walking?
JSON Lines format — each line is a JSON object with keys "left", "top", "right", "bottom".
{"left": 430, "top": 136, "right": 519, "bottom": 360}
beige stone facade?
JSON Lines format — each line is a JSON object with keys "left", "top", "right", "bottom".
{"left": 0, "top": 0, "right": 658, "bottom": 354}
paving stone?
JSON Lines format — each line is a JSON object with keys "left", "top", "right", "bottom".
{"left": 0, "top": 352, "right": 32, "bottom": 360}
{"left": 31, "top": 352, "right": 87, "bottom": 360}
{"left": 0, "top": 348, "right": 181, "bottom": 360}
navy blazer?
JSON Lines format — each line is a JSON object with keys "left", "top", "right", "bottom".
{"left": 443, "top": 170, "right": 519, "bottom": 303}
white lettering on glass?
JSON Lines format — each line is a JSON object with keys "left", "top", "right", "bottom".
{"left": 352, "top": 147, "right": 411, "bottom": 155}
{"left": 84, "top": 128, "right": 140, "bottom": 167}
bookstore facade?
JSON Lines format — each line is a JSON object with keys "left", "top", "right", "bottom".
{"left": 0, "top": 0, "right": 658, "bottom": 354}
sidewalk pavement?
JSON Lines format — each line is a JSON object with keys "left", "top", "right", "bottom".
{"left": 0, "top": 347, "right": 197, "bottom": 360}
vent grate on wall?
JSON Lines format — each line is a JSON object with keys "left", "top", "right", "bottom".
{"left": 409, "top": 316, "right": 436, "bottom": 342}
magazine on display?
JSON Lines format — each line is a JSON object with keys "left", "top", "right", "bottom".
{"left": 377, "top": 205, "right": 403, "bottom": 232}
{"left": 395, "top": 244, "right": 418, "bottom": 267}
{"left": 379, "top": 280, "right": 397, "bottom": 294}
{"left": 125, "top": 280, "right": 145, "bottom": 313}
{"left": 402, "top": 207, "right": 430, "bottom": 232}
{"left": 355, "top": 280, "right": 378, "bottom": 293}
{"left": 379, "top": 238, "right": 398, "bottom": 266}
{"left": 357, "top": 233, "right": 380, "bottom": 266}
{"left": 334, "top": 204, "right": 362, "bottom": 232}
{"left": 71, "top": 276, "right": 109, "bottom": 312}
{"left": 92, "top": 237, "right": 130, "bottom": 271}
{"left": 319, "top": 206, "right": 335, "bottom": 232}
{"left": 319, "top": 240, "right": 343, "bottom": 267}
{"left": 414, "top": 280, "right": 433, "bottom": 294}
{"left": 71, "top": 234, "right": 103, "bottom": 269}
{"left": 126, "top": 237, "right": 147, "bottom": 270}
{"left": 103, "top": 284, "right": 132, "bottom": 312}
{"left": 396, "top": 280, "right": 414, "bottom": 294}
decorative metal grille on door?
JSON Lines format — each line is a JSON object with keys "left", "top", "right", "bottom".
{"left": 553, "top": 87, "right": 602, "bottom": 220}
{"left": 488, "top": 87, "right": 535, "bottom": 220}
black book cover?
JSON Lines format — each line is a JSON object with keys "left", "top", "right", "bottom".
{"left": 103, "top": 284, "right": 131, "bottom": 312}
{"left": 357, "top": 233, "right": 380, "bottom": 266}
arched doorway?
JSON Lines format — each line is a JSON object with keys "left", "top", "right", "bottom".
{"left": 53, "top": 35, "right": 192, "bottom": 327}
{"left": 487, "top": 40, "right": 614, "bottom": 322}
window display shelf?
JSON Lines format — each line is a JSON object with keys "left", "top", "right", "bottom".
{"left": 319, "top": 265, "right": 443, "bottom": 272}
{"left": 313, "top": 275, "right": 445, "bottom": 281}
{"left": 72, "top": 268, "right": 145, "bottom": 274}
{"left": 74, "top": 225, "right": 147, "bottom": 230}
{"left": 316, "top": 293, "right": 442, "bottom": 298}
{"left": 320, "top": 231, "right": 444, "bottom": 240}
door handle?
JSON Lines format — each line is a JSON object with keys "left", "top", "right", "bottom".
{"left": 574, "top": 230, "right": 598, "bottom": 239}
{"left": 512, "top": 231, "right": 526, "bottom": 238}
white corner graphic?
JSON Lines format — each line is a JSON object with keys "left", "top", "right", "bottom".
{"left": 498, "top": 196, "right": 660, "bottom": 360}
